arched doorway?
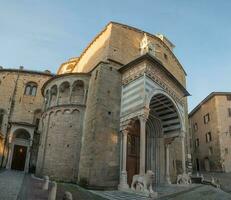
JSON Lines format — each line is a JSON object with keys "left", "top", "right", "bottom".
{"left": 147, "top": 93, "right": 182, "bottom": 185}
{"left": 10, "top": 129, "right": 31, "bottom": 171}
{"left": 126, "top": 120, "right": 140, "bottom": 185}
{"left": 125, "top": 93, "right": 182, "bottom": 186}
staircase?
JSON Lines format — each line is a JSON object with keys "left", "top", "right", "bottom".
{"left": 90, "top": 190, "right": 151, "bottom": 200}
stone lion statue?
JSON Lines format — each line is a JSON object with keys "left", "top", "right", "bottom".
{"left": 131, "top": 170, "right": 157, "bottom": 198}
{"left": 177, "top": 173, "right": 192, "bottom": 184}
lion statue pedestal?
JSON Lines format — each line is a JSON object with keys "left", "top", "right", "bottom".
{"left": 131, "top": 170, "right": 158, "bottom": 198}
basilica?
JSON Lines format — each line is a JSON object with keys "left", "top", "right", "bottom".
{"left": 0, "top": 22, "right": 190, "bottom": 192}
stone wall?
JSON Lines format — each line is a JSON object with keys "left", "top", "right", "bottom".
{"left": 78, "top": 62, "right": 121, "bottom": 189}
{"left": 36, "top": 106, "right": 84, "bottom": 181}
{"left": 36, "top": 73, "right": 89, "bottom": 182}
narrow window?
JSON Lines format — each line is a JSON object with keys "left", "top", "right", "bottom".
{"left": 164, "top": 53, "right": 168, "bottom": 60}
{"left": 209, "top": 147, "right": 213, "bottom": 155}
{"left": 194, "top": 123, "right": 198, "bottom": 131}
{"left": 25, "top": 85, "right": 31, "bottom": 95}
{"left": 225, "top": 148, "right": 229, "bottom": 155}
{"left": 31, "top": 86, "right": 37, "bottom": 96}
{"left": 206, "top": 132, "right": 212, "bottom": 142}
{"left": 228, "top": 108, "right": 231, "bottom": 117}
{"left": 95, "top": 70, "right": 98, "bottom": 80}
{"left": 227, "top": 95, "right": 231, "bottom": 101}
{"left": 195, "top": 138, "right": 199, "bottom": 147}
{"left": 0, "top": 110, "right": 4, "bottom": 130}
{"left": 204, "top": 113, "right": 210, "bottom": 124}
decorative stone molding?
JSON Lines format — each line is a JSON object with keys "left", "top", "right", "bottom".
{"left": 121, "top": 61, "right": 185, "bottom": 107}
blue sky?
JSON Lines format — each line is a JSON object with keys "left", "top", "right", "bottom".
{"left": 0, "top": 0, "right": 231, "bottom": 111}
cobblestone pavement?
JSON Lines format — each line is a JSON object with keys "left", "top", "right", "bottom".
{"left": 1, "top": 170, "right": 231, "bottom": 200}
{"left": 0, "top": 170, "right": 25, "bottom": 200}
{"left": 17, "top": 174, "right": 48, "bottom": 200}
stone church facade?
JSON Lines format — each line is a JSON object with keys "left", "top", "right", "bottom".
{"left": 0, "top": 22, "right": 191, "bottom": 191}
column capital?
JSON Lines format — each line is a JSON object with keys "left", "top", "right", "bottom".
{"left": 137, "top": 107, "right": 150, "bottom": 122}
{"left": 138, "top": 114, "right": 149, "bottom": 123}
{"left": 121, "top": 129, "right": 129, "bottom": 136}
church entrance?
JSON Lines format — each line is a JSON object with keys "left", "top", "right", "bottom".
{"left": 127, "top": 120, "right": 140, "bottom": 186}
{"left": 122, "top": 93, "right": 183, "bottom": 188}
{"left": 6, "top": 128, "right": 32, "bottom": 172}
{"left": 11, "top": 145, "right": 27, "bottom": 171}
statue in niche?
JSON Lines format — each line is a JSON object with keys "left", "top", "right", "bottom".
{"left": 140, "top": 33, "right": 156, "bottom": 56}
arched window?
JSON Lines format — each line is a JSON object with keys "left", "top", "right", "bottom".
{"left": 71, "top": 80, "right": 84, "bottom": 104}
{"left": 24, "top": 82, "right": 38, "bottom": 96}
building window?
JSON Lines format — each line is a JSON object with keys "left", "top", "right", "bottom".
{"left": 209, "top": 147, "right": 213, "bottom": 155}
{"left": 193, "top": 123, "right": 198, "bottom": 131}
{"left": 228, "top": 108, "right": 231, "bottom": 117}
{"left": 164, "top": 53, "right": 168, "bottom": 60}
{"left": 24, "top": 82, "right": 37, "bottom": 96}
{"left": 95, "top": 70, "right": 98, "bottom": 80}
{"left": 225, "top": 148, "right": 229, "bottom": 155}
{"left": 206, "top": 132, "right": 212, "bottom": 143}
{"left": 227, "top": 95, "right": 231, "bottom": 101}
{"left": 0, "top": 110, "right": 4, "bottom": 130}
{"left": 204, "top": 113, "right": 210, "bottom": 124}
{"left": 195, "top": 138, "right": 199, "bottom": 147}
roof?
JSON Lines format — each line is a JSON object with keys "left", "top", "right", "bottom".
{"left": 189, "top": 92, "right": 231, "bottom": 117}
{"left": 74, "top": 21, "right": 187, "bottom": 75}
{"left": 0, "top": 68, "right": 54, "bottom": 77}
{"left": 119, "top": 53, "right": 190, "bottom": 97}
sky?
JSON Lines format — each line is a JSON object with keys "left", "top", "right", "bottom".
{"left": 0, "top": 0, "right": 231, "bottom": 111}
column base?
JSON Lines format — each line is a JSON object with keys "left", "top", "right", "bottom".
{"left": 166, "top": 176, "right": 171, "bottom": 185}
{"left": 118, "top": 171, "right": 129, "bottom": 191}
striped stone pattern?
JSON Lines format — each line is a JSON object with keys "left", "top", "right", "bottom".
{"left": 150, "top": 94, "right": 181, "bottom": 134}
{"left": 145, "top": 77, "right": 181, "bottom": 134}
{"left": 121, "top": 76, "right": 145, "bottom": 117}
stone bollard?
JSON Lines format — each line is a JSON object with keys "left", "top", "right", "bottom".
{"left": 48, "top": 181, "right": 57, "bottom": 200}
{"left": 63, "top": 191, "right": 73, "bottom": 200}
{"left": 43, "top": 176, "right": 49, "bottom": 190}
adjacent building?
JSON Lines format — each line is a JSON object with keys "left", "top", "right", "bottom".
{"left": 0, "top": 68, "right": 52, "bottom": 172}
{"left": 189, "top": 92, "right": 231, "bottom": 172}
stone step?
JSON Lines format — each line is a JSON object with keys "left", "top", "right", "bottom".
{"left": 90, "top": 190, "right": 151, "bottom": 200}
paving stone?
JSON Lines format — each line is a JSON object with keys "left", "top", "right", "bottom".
{"left": 0, "top": 170, "right": 24, "bottom": 200}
